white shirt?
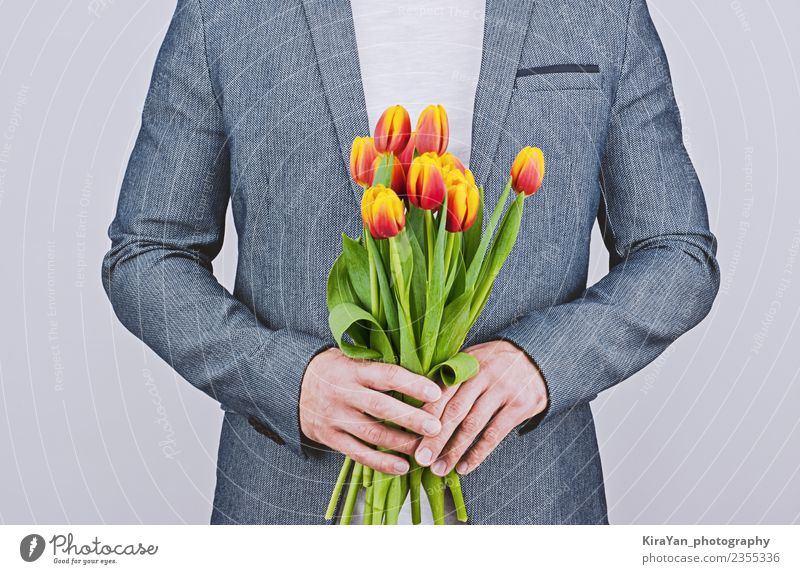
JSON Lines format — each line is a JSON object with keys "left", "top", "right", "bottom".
{"left": 351, "top": 0, "right": 486, "bottom": 165}
{"left": 349, "top": 0, "right": 486, "bottom": 525}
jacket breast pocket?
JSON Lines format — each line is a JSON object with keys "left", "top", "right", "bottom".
{"left": 497, "top": 67, "right": 610, "bottom": 269}
{"left": 514, "top": 64, "right": 603, "bottom": 92}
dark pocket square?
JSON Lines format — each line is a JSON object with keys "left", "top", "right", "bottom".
{"left": 517, "top": 64, "right": 600, "bottom": 77}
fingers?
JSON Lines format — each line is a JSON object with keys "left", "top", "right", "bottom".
{"left": 342, "top": 412, "right": 421, "bottom": 456}
{"left": 430, "top": 392, "right": 504, "bottom": 476}
{"left": 414, "top": 380, "right": 484, "bottom": 469}
{"left": 455, "top": 411, "right": 518, "bottom": 475}
{"left": 328, "top": 432, "right": 410, "bottom": 475}
{"left": 421, "top": 383, "right": 459, "bottom": 419}
{"left": 359, "top": 362, "right": 442, "bottom": 404}
{"left": 351, "top": 389, "right": 442, "bottom": 437}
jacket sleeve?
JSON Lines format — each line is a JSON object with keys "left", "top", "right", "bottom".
{"left": 101, "top": 0, "right": 329, "bottom": 457}
{"left": 497, "top": 0, "right": 720, "bottom": 427}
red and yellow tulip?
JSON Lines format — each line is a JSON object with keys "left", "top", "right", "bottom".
{"left": 361, "top": 184, "right": 406, "bottom": 239}
{"left": 407, "top": 153, "right": 446, "bottom": 211}
{"left": 374, "top": 105, "right": 412, "bottom": 154}
{"left": 438, "top": 152, "right": 466, "bottom": 177}
{"left": 444, "top": 168, "right": 480, "bottom": 232}
{"left": 510, "top": 146, "right": 545, "bottom": 196}
{"left": 397, "top": 132, "right": 416, "bottom": 175}
{"left": 350, "top": 136, "right": 379, "bottom": 187}
{"left": 415, "top": 104, "right": 449, "bottom": 155}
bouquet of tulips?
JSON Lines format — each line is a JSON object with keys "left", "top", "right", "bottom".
{"left": 325, "top": 104, "right": 544, "bottom": 524}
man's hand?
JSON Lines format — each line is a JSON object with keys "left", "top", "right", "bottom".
{"left": 414, "top": 340, "right": 548, "bottom": 476}
{"left": 299, "top": 348, "right": 443, "bottom": 475}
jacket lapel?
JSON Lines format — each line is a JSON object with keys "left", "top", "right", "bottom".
{"left": 301, "top": 0, "right": 369, "bottom": 203}
{"left": 300, "top": 0, "right": 536, "bottom": 197}
{"left": 470, "top": 0, "right": 537, "bottom": 189}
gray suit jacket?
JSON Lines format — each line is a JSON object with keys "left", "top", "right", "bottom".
{"left": 102, "top": 0, "right": 719, "bottom": 524}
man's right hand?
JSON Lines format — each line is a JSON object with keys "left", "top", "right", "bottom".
{"left": 299, "top": 348, "right": 443, "bottom": 475}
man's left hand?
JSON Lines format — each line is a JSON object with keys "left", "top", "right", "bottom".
{"left": 414, "top": 340, "right": 549, "bottom": 476}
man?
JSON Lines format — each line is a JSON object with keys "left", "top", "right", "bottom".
{"left": 103, "top": 0, "right": 719, "bottom": 524}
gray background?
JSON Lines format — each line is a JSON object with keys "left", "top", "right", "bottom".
{"left": 0, "top": 0, "right": 798, "bottom": 524}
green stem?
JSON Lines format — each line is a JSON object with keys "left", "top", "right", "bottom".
{"left": 409, "top": 460, "right": 422, "bottom": 525}
{"left": 368, "top": 238, "right": 380, "bottom": 318}
{"left": 422, "top": 469, "right": 445, "bottom": 525}
{"left": 446, "top": 470, "right": 468, "bottom": 523}
{"left": 363, "top": 465, "right": 373, "bottom": 488}
{"left": 325, "top": 457, "right": 353, "bottom": 520}
{"left": 371, "top": 470, "right": 391, "bottom": 525}
{"left": 339, "top": 463, "right": 363, "bottom": 525}
{"left": 443, "top": 232, "right": 455, "bottom": 280}
{"left": 384, "top": 476, "right": 403, "bottom": 525}
{"left": 424, "top": 210, "right": 435, "bottom": 279}
{"left": 364, "top": 483, "right": 374, "bottom": 525}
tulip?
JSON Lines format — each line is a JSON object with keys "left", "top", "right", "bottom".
{"left": 350, "top": 136, "right": 379, "bottom": 187}
{"left": 438, "top": 152, "right": 466, "bottom": 177}
{"left": 415, "top": 104, "right": 449, "bottom": 155}
{"left": 397, "top": 132, "right": 416, "bottom": 175}
{"left": 374, "top": 105, "right": 412, "bottom": 154}
{"left": 406, "top": 153, "right": 446, "bottom": 211}
{"left": 510, "top": 146, "right": 545, "bottom": 196}
{"left": 361, "top": 184, "right": 406, "bottom": 239}
{"left": 444, "top": 168, "right": 480, "bottom": 232}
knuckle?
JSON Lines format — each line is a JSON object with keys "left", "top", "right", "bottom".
{"left": 465, "top": 449, "right": 483, "bottom": 467}
{"left": 460, "top": 415, "right": 482, "bottom": 435}
{"left": 366, "top": 393, "right": 385, "bottom": 415}
{"left": 481, "top": 425, "right": 502, "bottom": 444}
{"left": 444, "top": 398, "right": 467, "bottom": 420}
{"left": 384, "top": 364, "right": 402, "bottom": 386}
{"left": 383, "top": 365, "right": 403, "bottom": 389}
{"left": 364, "top": 423, "right": 387, "bottom": 445}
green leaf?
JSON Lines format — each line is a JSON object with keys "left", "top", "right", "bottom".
{"left": 365, "top": 233, "right": 399, "bottom": 350}
{"left": 418, "top": 194, "right": 449, "bottom": 372}
{"left": 462, "top": 186, "right": 484, "bottom": 269}
{"left": 427, "top": 352, "right": 480, "bottom": 387}
{"left": 341, "top": 233, "right": 371, "bottom": 309}
{"left": 389, "top": 233, "right": 422, "bottom": 374}
{"left": 444, "top": 233, "right": 462, "bottom": 294}
{"left": 326, "top": 253, "right": 356, "bottom": 311}
{"left": 446, "top": 249, "right": 466, "bottom": 306}
{"left": 465, "top": 179, "right": 512, "bottom": 291}
{"left": 471, "top": 192, "right": 525, "bottom": 325}
{"left": 408, "top": 230, "right": 427, "bottom": 341}
{"left": 407, "top": 203, "right": 427, "bottom": 259}
{"left": 372, "top": 153, "right": 394, "bottom": 187}
{"left": 432, "top": 288, "right": 474, "bottom": 366}
{"left": 388, "top": 232, "right": 413, "bottom": 306}
{"left": 328, "top": 302, "right": 394, "bottom": 362}
{"left": 326, "top": 254, "right": 369, "bottom": 347}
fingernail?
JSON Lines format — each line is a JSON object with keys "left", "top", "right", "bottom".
{"left": 416, "top": 447, "right": 432, "bottom": 466}
{"left": 394, "top": 461, "right": 409, "bottom": 474}
{"left": 423, "top": 419, "right": 441, "bottom": 436}
{"left": 424, "top": 386, "right": 440, "bottom": 401}
{"left": 431, "top": 460, "right": 447, "bottom": 476}
{"left": 456, "top": 462, "right": 469, "bottom": 475}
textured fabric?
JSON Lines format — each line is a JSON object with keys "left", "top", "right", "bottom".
{"left": 102, "top": 0, "right": 720, "bottom": 525}
{"left": 350, "top": 0, "right": 485, "bottom": 164}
